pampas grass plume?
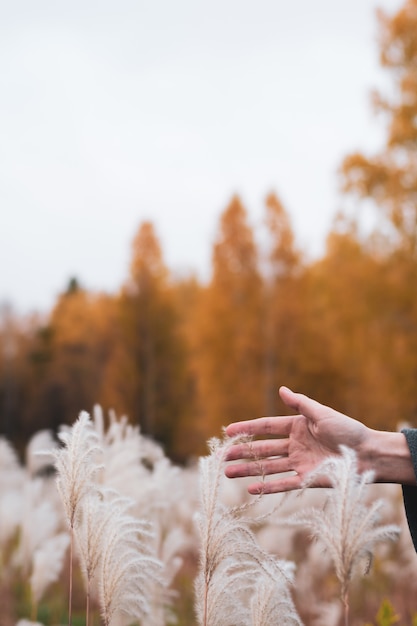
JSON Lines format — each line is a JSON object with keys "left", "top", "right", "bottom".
{"left": 286, "top": 446, "right": 400, "bottom": 625}
{"left": 251, "top": 560, "right": 303, "bottom": 626}
{"left": 49, "top": 411, "right": 103, "bottom": 626}
{"left": 14, "top": 479, "right": 61, "bottom": 575}
{"left": 52, "top": 412, "right": 103, "bottom": 528}
{"left": 97, "top": 494, "right": 164, "bottom": 626}
{"left": 195, "top": 436, "right": 299, "bottom": 626}
{"left": 30, "top": 532, "right": 70, "bottom": 607}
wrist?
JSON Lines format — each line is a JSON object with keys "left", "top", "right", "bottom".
{"left": 359, "top": 429, "right": 416, "bottom": 485}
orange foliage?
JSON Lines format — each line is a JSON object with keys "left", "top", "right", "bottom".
{"left": 341, "top": 0, "right": 417, "bottom": 254}
{"left": 193, "top": 196, "right": 264, "bottom": 440}
{"left": 4, "top": 1, "right": 417, "bottom": 454}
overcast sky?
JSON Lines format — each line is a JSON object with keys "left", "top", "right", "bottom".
{"left": 0, "top": 0, "right": 403, "bottom": 315}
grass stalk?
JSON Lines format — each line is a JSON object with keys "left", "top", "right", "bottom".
{"left": 86, "top": 577, "right": 90, "bottom": 626}
{"left": 342, "top": 587, "right": 349, "bottom": 626}
{"left": 30, "top": 595, "right": 38, "bottom": 622}
{"left": 203, "top": 576, "right": 209, "bottom": 626}
{"left": 68, "top": 524, "right": 74, "bottom": 626}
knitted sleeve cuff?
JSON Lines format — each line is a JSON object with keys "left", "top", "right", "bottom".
{"left": 401, "top": 428, "right": 417, "bottom": 552}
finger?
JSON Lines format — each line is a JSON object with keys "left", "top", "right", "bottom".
{"left": 225, "top": 438, "right": 289, "bottom": 461}
{"left": 247, "top": 474, "right": 303, "bottom": 495}
{"left": 225, "top": 415, "right": 295, "bottom": 438}
{"left": 225, "top": 456, "right": 293, "bottom": 478}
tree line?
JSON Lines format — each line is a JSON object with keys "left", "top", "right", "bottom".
{"left": 2, "top": 0, "right": 417, "bottom": 462}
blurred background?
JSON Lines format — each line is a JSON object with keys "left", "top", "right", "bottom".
{"left": 2, "top": 0, "right": 416, "bottom": 461}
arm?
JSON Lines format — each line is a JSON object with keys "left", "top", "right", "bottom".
{"left": 225, "top": 386, "right": 416, "bottom": 495}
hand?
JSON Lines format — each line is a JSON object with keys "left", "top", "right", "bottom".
{"left": 224, "top": 386, "right": 372, "bottom": 494}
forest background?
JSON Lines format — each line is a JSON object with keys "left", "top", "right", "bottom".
{"left": 2, "top": 0, "right": 417, "bottom": 462}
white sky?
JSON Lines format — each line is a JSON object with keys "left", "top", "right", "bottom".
{"left": 0, "top": 0, "right": 403, "bottom": 314}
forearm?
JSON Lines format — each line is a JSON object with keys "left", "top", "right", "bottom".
{"left": 359, "top": 429, "right": 416, "bottom": 485}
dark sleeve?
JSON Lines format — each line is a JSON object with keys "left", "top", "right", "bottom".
{"left": 401, "top": 428, "right": 417, "bottom": 552}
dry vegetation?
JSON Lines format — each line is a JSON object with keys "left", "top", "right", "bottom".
{"left": 1, "top": 408, "right": 417, "bottom": 626}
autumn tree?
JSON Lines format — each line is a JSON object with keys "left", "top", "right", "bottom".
{"left": 0, "top": 280, "right": 117, "bottom": 451}
{"left": 301, "top": 218, "right": 386, "bottom": 419}
{"left": 0, "top": 304, "right": 30, "bottom": 446}
{"left": 340, "top": 0, "right": 417, "bottom": 428}
{"left": 342, "top": 0, "right": 417, "bottom": 252}
{"left": 114, "top": 221, "right": 190, "bottom": 458}
{"left": 170, "top": 273, "right": 205, "bottom": 457}
{"left": 262, "top": 192, "right": 304, "bottom": 415}
{"left": 195, "top": 196, "right": 264, "bottom": 439}
{"left": 28, "top": 281, "right": 117, "bottom": 433}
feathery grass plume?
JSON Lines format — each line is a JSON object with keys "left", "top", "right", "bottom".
{"left": 13, "top": 478, "right": 62, "bottom": 576}
{"left": 93, "top": 404, "right": 191, "bottom": 621}
{"left": 26, "top": 429, "right": 57, "bottom": 478}
{"left": 251, "top": 559, "right": 303, "bottom": 626}
{"left": 0, "top": 437, "right": 24, "bottom": 490}
{"left": 12, "top": 478, "right": 67, "bottom": 625}
{"left": 292, "top": 537, "right": 340, "bottom": 625}
{"left": 50, "top": 411, "right": 103, "bottom": 626}
{"left": 29, "top": 532, "right": 70, "bottom": 620}
{"left": 140, "top": 525, "right": 189, "bottom": 626}
{"left": 52, "top": 412, "right": 103, "bottom": 528}
{"left": 97, "top": 492, "right": 165, "bottom": 626}
{"left": 0, "top": 438, "right": 25, "bottom": 556}
{"left": 93, "top": 405, "right": 166, "bottom": 519}
{"left": 195, "top": 435, "right": 296, "bottom": 626}
{"left": 74, "top": 491, "right": 110, "bottom": 626}
{"left": 0, "top": 489, "right": 23, "bottom": 555}
{"left": 145, "top": 455, "right": 195, "bottom": 617}
{"left": 285, "top": 446, "right": 400, "bottom": 626}
{"left": 74, "top": 488, "right": 159, "bottom": 626}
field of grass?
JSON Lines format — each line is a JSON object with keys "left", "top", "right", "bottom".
{"left": 1, "top": 408, "right": 417, "bottom": 626}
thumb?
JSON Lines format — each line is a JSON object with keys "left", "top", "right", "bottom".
{"left": 279, "top": 386, "right": 323, "bottom": 420}
{"left": 279, "top": 386, "right": 300, "bottom": 411}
